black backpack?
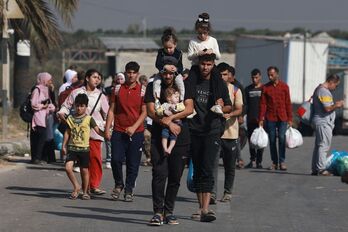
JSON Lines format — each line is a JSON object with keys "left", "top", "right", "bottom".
{"left": 19, "top": 86, "right": 40, "bottom": 123}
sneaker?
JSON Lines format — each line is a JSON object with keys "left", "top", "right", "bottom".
{"left": 220, "top": 193, "right": 232, "bottom": 202}
{"left": 318, "top": 170, "right": 332, "bottom": 176}
{"left": 279, "top": 163, "right": 287, "bottom": 171}
{"left": 105, "top": 162, "right": 111, "bottom": 169}
{"left": 200, "top": 210, "right": 216, "bottom": 222}
{"left": 164, "top": 214, "right": 179, "bottom": 225}
{"left": 111, "top": 186, "right": 123, "bottom": 200}
{"left": 73, "top": 166, "right": 80, "bottom": 173}
{"left": 148, "top": 214, "right": 163, "bottom": 226}
{"left": 256, "top": 163, "right": 263, "bottom": 169}
{"left": 268, "top": 164, "right": 278, "bottom": 170}
{"left": 124, "top": 192, "right": 134, "bottom": 202}
{"left": 245, "top": 161, "right": 256, "bottom": 169}
{"left": 90, "top": 188, "right": 106, "bottom": 195}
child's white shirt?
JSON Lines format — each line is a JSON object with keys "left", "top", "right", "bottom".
{"left": 187, "top": 36, "right": 221, "bottom": 65}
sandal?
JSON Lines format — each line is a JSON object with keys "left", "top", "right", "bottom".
{"left": 69, "top": 189, "right": 81, "bottom": 200}
{"left": 81, "top": 193, "right": 91, "bottom": 200}
{"left": 191, "top": 211, "right": 201, "bottom": 220}
{"left": 111, "top": 186, "right": 123, "bottom": 200}
{"left": 200, "top": 210, "right": 216, "bottom": 222}
{"left": 165, "top": 214, "right": 179, "bottom": 225}
{"left": 148, "top": 214, "right": 163, "bottom": 226}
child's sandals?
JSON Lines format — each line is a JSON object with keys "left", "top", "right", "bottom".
{"left": 81, "top": 193, "right": 91, "bottom": 200}
{"left": 69, "top": 190, "right": 81, "bottom": 200}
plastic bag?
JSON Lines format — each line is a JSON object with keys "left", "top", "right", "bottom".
{"left": 297, "top": 100, "right": 313, "bottom": 125}
{"left": 336, "top": 156, "right": 348, "bottom": 176}
{"left": 186, "top": 159, "right": 196, "bottom": 193}
{"left": 326, "top": 150, "right": 348, "bottom": 175}
{"left": 286, "top": 127, "right": 303, "bottom": 148}
{"left": 250, "top": 127, "right": 268, "bottom": 149}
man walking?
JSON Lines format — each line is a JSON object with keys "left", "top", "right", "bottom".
{"left": 105, "top": 61, "right": 147, "bottom": 202}
{"left": 311, "top": 74, "right": 343, "bottom": 176}
{"left": 245, "top": 69, "right": 264, "bottom": 168}
{"left": 189, "top": 53, "right": 232, "bottom": 222}
{"left": 218, "top": 66, "right": 243, "bottom": 202}
{"left": 259, "top": 66, "right": 292, "bottom": 171}
{"left": 217, "top": 62, "right": 246, "bottom": 169}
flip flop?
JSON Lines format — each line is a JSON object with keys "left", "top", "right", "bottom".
{"left": 69, "top": 190, "right": 80, "bottom": 200}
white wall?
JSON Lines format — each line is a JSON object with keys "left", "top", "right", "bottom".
{"left": 286, "top": 41, "right": 328, "bottom": 103}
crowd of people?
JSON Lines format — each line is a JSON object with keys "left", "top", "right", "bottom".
{"left": 28, "top": 12, "right": 345, "bottom": 226}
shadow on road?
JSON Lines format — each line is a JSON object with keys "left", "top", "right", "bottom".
{"left": 25, "top": 166, "right": 65, "bottom": 171}
{"left": 6, "top": 186, "right": 68, "bottom": 192}
{"left": 38, "top": 210, "right": 149, "bottom": 225}
{"left": 6, "top": 186, "right": 69, "bottom": 199}
{"left": 249, "top": 170, "right": 312, "bottom": 176}
{"left": 135, "top": 194, "right": 197, "bottom": 203}
{"left": 65, "top": 206, "right": 153, "bottom": 216}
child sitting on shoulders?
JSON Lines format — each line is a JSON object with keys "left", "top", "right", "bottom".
{"left": 153, "top": 56, "right": 185, "bottom": 116}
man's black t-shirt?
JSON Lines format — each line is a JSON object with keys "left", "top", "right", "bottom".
{"left": 144, "top": 78, "right": 193, "bottom": 146}
{"left": 245, "top": 84, "right": 262, "bottom": 124}
{"left": 188, "top": 72, "right": 232, "bottom": 136}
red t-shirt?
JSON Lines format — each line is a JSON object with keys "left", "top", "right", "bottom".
{"left": 111, "top": 83, "right": 145, "bottom": 133}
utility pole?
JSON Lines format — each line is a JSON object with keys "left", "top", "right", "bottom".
{"left": 302, "top": 31, "right": 307, "bottom": 102}
{"left": 1, "top": 2, "right": 10, "bottom": 139}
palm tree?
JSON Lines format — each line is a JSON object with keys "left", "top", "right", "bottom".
{"left": 1, "top": 0, "right": 79, "bottom": 107}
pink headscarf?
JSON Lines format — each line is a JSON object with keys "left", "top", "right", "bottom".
{"left": 37, "top": 72, "right": 52, "bottom": 86}
{"left": 36, "top": 72, "right": 52, "bottom": 98}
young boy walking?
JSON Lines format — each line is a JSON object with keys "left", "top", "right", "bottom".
{"left": 62, "top": 93, "right": 104, "bottom": 200}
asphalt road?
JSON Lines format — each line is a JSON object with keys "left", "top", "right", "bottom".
{"left": 0, "top": 136, "right": 347, "bottom": 232}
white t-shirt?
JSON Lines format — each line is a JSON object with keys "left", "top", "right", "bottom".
{"left": 187, "top": 36, "right": 221, "bottom": 65}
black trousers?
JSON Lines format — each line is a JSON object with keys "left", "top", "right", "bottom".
{"left": 212, "top": 139, "right": 238, "bottom": 196}
{"left": 151, "top": 139, "right": 188, "bottom": 215}
{"left": 221, "top": 139, "right": 238, "bottom": 194}
{"left": 247, "top": 122, "right": 264, "bottom": 164}
{"left": 191, "top": 134, "right": 221, "bottom": 193}
{"left": 30, "top": 126, "right": 47, "bottom": 162}
{"left": 42, "top": 139, "right": 56, "bottom": 163}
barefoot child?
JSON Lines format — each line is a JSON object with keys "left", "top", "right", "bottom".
{"left": 160, "top": 87, "right": 185, "bottom": 155}
{"left": 62, "top": 93, "right": 104, "bottom": 200}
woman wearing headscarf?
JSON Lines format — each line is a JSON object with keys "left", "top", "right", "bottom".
{"left": 30, "top": 72, "right": 56, "bottom": 164}
{"left": 58, "top": 69, "right": 78, "bottom": 95}
{"left": 58, "top": 69, "right": 109, "bottom": 194}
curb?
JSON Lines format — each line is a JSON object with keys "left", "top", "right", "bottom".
{"left": 0, "top": 139, "right": 30, "bottom": 157}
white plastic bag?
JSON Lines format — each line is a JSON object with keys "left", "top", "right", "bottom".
{"left": 250, "top": 127, "right": 269, "bottom": 149}
{"left": 286, "top": 127, "right": 303, "bottom": 148}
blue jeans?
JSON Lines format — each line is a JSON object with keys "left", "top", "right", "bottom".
{"left": 266, "top": 121, "right": 288, "bottom": 164}
{"left": 104, "top": 140, "right": 111, "bottom": 163}
{"left": 111, "top": 131, "right": 144, "bottom": 193}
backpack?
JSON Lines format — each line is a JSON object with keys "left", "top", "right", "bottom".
{"left": 19, "top": 86, "right": 39, "bottom": 123}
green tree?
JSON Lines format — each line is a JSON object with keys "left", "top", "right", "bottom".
{"left": 5, "top": 0, "right": 79, "bottom": 107}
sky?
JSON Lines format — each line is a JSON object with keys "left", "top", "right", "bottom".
{"left": 63, "top": 0, "right": 348, "bottom": 32}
